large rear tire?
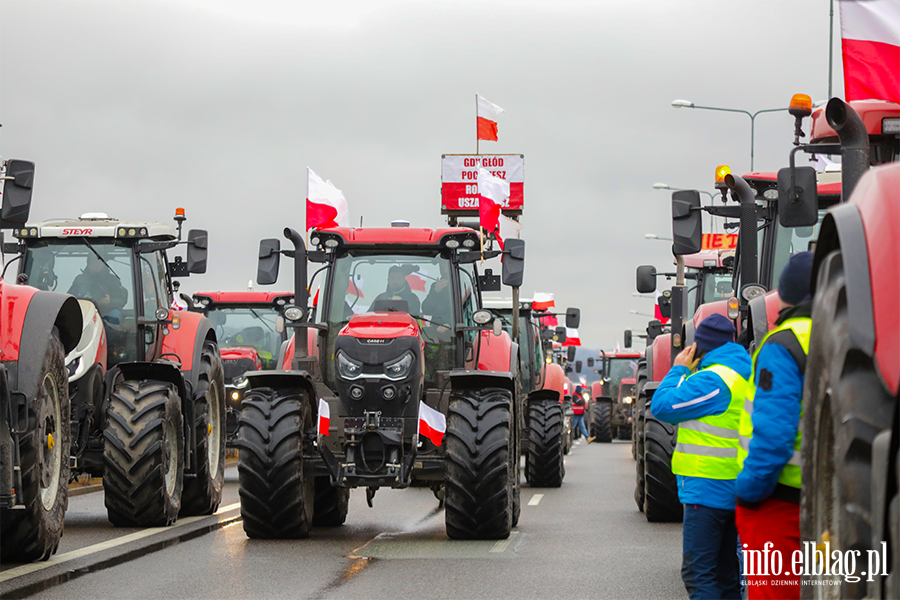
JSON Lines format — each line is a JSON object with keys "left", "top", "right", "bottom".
{"left": 312, "top": 477, "right": 349, "bottom": 527}
{"left": 591, "top": 400, "right": 613, "bottom": 443}
{"left": 104, "top": 380, "right": 184, "bottom": 527}
{"left": 236, "top": 387, "right": 313, "bottom": 539}
{"left": 800, "top": 250, "right": 894, "bottom": 598}
{"left": 0, "top": 330, "right": 70, "bottom": 562}
{"left": 180, "top": 341, "right": 226, "bottom": 516}
{"left": 525, "top": 399, "right": 565, "bottom": 488}
{"left": 643, "top": 403, "right": 682, "bottom": 522}
{"left": 445, "top": 387, "right": 514, "bottom": 539}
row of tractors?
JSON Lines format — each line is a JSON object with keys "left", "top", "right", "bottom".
{"left": 1, "top": 157, "right": 588, "bottom": 562}
{"left": 626, "top": 96, "right": 899, "bottom": 599}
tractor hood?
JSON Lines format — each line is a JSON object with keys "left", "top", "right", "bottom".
{"left": 339, "top": 312, "right": 420, "bottom": 340}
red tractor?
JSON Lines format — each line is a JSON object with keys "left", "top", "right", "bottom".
{"left": 190, "top": 291, "right": 292, "bottom": 443}
{"left": 587, "top": 352, "right": 642, "bottom": 443}
{"left": 237, "top": 225, "right": 526, "bottom": 539}
{"left": 9, "top": 206, "right": 226, "bottom": 529}
{"left": 1, "top": 159, "right": 83, "bottom": 562}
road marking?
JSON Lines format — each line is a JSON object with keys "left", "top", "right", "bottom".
{"left": 489, "top": 531, "right": 518, "bottom": 553}
{"left": 527, "top": 494, "right": 543, "bottom": 506}
{"left": 0, "top": 502, "right": 241, "bottom": 582}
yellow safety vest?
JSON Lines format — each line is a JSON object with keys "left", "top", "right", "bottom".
{"left": 671, "top": 364, "right": 749, "bottom": 480}
{"left": 737, "top": 317, "right": 811, "bottom": 489}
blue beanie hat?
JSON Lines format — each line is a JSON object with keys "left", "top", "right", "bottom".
{"left": 694, "top": 313, "right": 736, "bottom": 353}
{"left": 778, "top": 251, "right": 815, "bottom": 305}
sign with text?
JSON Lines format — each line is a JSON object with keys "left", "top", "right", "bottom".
{"left": 441, "top": 154, "right": 524, "bottom": 215}
{"left": 702, "top": 233, "right": 738, "bottom": 250}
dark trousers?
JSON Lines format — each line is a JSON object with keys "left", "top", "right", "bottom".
{"left": 681, "top": 503, "right": 741, "bottom": 600}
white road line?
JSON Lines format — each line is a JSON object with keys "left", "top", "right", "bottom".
{"left": 0, "top": 502, "right": 241, "bottom": 581}
{"left": 489, "top": 531, "right": 518, "bottom": 553}
{"left": 527, "top": 494, "right": 543, "bottom": 506}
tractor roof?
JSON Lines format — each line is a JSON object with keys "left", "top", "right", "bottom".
{"left": 742, "top": 170, "right": 841, "bottom": 202}
{"left": 482, "top": 297, "right": 534, "bottom": 311}
{"left": 604, "top": 352, "right": 642, "bottom": 359}
{"left": 192, "top": 291, "right": 294, "bottom": 305}
{"left": 18, "top": 213, "right": 176, "bottom": 241}
{"left": 311, "top": 226, "right": 480, "bottom": 251}
{"left": 681, "top": 249, "right": 733, "bottom": 269}
{"left": 811, "top": 99, "right": 900, "bottom": 143}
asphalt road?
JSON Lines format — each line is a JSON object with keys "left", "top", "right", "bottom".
{"left": 13, "top": 441, "right": 687, "bottom": 600}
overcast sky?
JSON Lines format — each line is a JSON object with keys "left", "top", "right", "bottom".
{"left": 0, "top": 0, "right": 844, "bottom": 348}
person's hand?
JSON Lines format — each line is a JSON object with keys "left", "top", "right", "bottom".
{"left": 435, "top": 278, "right": 448, "bottom": 292}
{"left": 98, "top": 294, "right": 111, "bottom": 307}
{"left": 673, "top": 343, "right": 699, "bottom": 371}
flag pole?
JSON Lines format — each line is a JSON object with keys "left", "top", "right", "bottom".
{"left": 480, "top": 227, "right": 484, "bottom": 263}
{"left": 475, "top": 93, "right": 479, "bottom": 155}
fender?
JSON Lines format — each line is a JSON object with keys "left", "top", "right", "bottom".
{"left": 541, "top": 362, "right": 566, "bottom": 402}
{"left": 0, "top": 280, "right": 38, "bottom": 363}
{"left": 475, "top": 330, "right": 514, "bottom": 373}
{"left": 162, "top": 310, "right": 216, "bottom": 396}
{"left": 650, "top": 333, "right": 671, "bottom": 382}
{"left": 450, "top": 370, "right": 516, "bottom": 397}
{"left": 526, "top": 389, "right": 560, "bottom": 404}
{"left": 244, "top": 369, "right": 317, "bottom": 410}
{"left": 590, "top": 380, "right": 605, "bottom": 401}
{"left": 115, "top": 361, "right": 188, "bottom": 407}
{"left": 11, "top": 290, "right": 82, "bottom": 402}
{"left": 278, "top": 329, "right": 320, "bottom": 371}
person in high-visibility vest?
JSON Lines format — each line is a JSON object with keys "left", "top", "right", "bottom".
{"left": 735, "top": 251, "right": 814, "bottom": 600}
{"left": 651, "top": 313, "right": 751, "bottom": 600}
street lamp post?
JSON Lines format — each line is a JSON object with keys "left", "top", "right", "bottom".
{"left": 629, "top": 310, "right": 654, "bottom": 318}
{"left": 671, "top": 100, "right": 787, "bottom": 171}
{"left": 644, "top": 233, "right": 673, "bottom": 241}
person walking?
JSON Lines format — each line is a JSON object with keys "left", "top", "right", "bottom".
{"left": 651, "top": 313, "right": 751, "bottom": 600}
{"left": 736, "top": 251, "right": 814, "bottom": 599}
{"left": 571, "top": 386, "right": 593, "bottom": 442}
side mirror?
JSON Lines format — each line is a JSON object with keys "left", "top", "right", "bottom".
{"left": 186, "top": 229, "right": 208, "bottom": 274}
{"left": 636, "top": 265, "right": 657, "bottom": 294}
{"left": 501, "top": 238, "right": 525, "bottom": 288}
{"left": 672, "top": 189, "right": 702, "bottom": 255}
{"left": 587, "top": 357, "right": 594, "bottom": 367}
{"left": 1, "top": 160, "right": 35, "bottom": 229}
{"left": 566, "top": 307, "right": 581, "bottom": 329}
{"left": 493, "top": 318, "right": 503, "bottom": 337}
{"left": 566, "top": 346, "right": 576, "bottom": 362}
{"left": 554, "top": 326, "right": 567, "bottom": 343}
{"left": 777, "top": 166, "right": 819, "bottom": 227}
{"left": 257, "top": 238, "right": 281, "bottom": 285}
{"left": 624, "top": 330, "right": 632, "bottom": 348}
{"left": 575, "top": 360, "right": 582, "bottom": 373}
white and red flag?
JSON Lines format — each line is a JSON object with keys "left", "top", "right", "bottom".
{"left": 654, "top": 291, "right": 670, "bottom": 325}
{"left": 418, "top": 401, "right": 447, "bottom": 446}
{"left": 318, "top": 398, "right": 330, "bottom": 436}
{"left": 477, "top": 94, "right": 505, "bottom": 141}
{"left": 563, "top": 327, "right": 581, "bottom": 347}
{"left": 477, "top": 167, "right": 508, "bottom": 249}
{"left": 306, "top": 167, "right": 349, "bottom": 232}
{"left": 532, "top": 292, "right": 555, "bottom": 311}
{"left": 406, "top": 273, "right": 427, "bottom": 292}
{"left": 840, "top": 0, "right": 900, "bottom": 103}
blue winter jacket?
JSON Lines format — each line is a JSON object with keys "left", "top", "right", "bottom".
{"left": 735, "top": 305, "right": 808, "bottom": 503}
{"left": 650, "top": 342, "right": 752, "bottom": 510}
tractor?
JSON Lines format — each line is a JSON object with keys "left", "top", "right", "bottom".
{"left": 0, "top": 159, "right": 82, "bottom": 562}
{"left": 9, "top": 207, "right": 226, "bottom": 528}
{"left": 236, "top": 225, "right": 526, "bottom": 539}
{"left": 190, "top": 291, "right": 292, "bottom": 444}
{"left": 586, "top": 352, "right": 642, "bottom": 443}
{"left": 483, "top": 297, "right": 580, "bottom": 487}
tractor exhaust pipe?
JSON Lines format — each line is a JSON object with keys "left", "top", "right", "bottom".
{"left": 724, "top": 173, "right": 758, "bottom": 290}
{"left": 825, "top": 98, "right": 869, "bottom": 202}
{"left": 284, "top": 227, "right": 309, "bottom": 359}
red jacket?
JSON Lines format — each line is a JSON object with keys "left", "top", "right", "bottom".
{"left": 572, "top": 395, "right": 586, "bottom": 415}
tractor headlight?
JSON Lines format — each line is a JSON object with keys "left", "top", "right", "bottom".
{"left": 234, "top": 376, "right": 249, "bottom": 389}
{"left": 336, "top": 351, "right": 363, "bottom": 380}
{"left": 384, "top": 352, "right": 414, "bottom": 381}
{"left": 582, "top": 392, "right": 590, "bottom": 401}
{"left": 623, "top": 396, "right": 633, "bottom": 404}
{"left": 283, "top": 305, "right": 304, "bottom": 321}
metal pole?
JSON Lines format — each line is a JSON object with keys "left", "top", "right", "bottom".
{"left": 512, "top": 286, "right": 520, "bottom": 341}
{"left": 829, "top": 0, "right": 834, "bottom": 99}
{"left": 476, "top": 93, "right": 479, "bottom": 155}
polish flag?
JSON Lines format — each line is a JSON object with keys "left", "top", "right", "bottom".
{"left": 654, "top": 291, "right": 670, "bottom": 325}
{"left": 318, "top": 398, "right": 330, "bottom": 436}
{"left": 532, "top": 292, "right": 555, "bottom": 311}
{"left": 406, "top": 273, "right": 427, "bottom": 292}
{"left": 306, "top": 168, "right": 349, "bottom": 232}
{"left": 477, "top": 167, "right": 508, "bottom": 249}
{"left": 841, "top": 0, "right": 900, "bottom": 103}
{"left": 477, "top": 94, "right": 505, "bottom": 141}
{"left": 538, "top": 314, "right": 558, "bottom": 327}
{"left": 347, "top": 275, "right": 364, "bottom": 298}
{"left": 418, "top": 401, "right": 446, "bottom": 446}
{"left": 562, "top": 327, "right": 581, "bottom": 347}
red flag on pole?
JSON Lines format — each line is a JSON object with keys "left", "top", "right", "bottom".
{"left": 477, "top": 94, "right": 505, "bottom": 141}
{"left": 477, "top": 167, "right": 508, "bottom": 249}
{"left": 306, "top": 167, "right": 349, "bottom": 232}
{"left": 840, "top": 0, "right": 900, "bottom": 103}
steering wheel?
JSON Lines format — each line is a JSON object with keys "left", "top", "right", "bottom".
{"left": 69, "top": 280, "right": 107, "bottom": 301}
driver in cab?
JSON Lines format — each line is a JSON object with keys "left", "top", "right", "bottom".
{"left": 373, "top": 266, "right": 421, "bottom": 315}
{"left": 69, "top": 253, "right": 128, "bottom": 323}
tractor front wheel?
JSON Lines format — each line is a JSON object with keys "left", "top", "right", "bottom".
{"left": 312, "top": 477, "right": 349, "bottom": 527}
{"left": 591, "top": 400, "right": 613, "bottom": 443}
{"left": 525, "top": 399, "right": 565, "bottom": 488}
{"left": 643, "top": 404, "right": 682, "bottom": 523}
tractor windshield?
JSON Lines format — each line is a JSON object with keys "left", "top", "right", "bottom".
{"left": 606, "top": 357, "right": 639, "bottom": 401}
{"left": 22, "top": 239, "right": 139, "bottom": 364}
{"left": 770, "top": 211, "right": 825, "bottom": 288}
{"left": 207, "top": 306, "right": 282, "bottom": 369}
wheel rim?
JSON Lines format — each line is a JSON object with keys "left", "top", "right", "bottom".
{"left": 207, "top": 380, "right": 222, "bottom": 476}
{"left": 39, "top": 372, "right": 63, "bottom": 511}
{"left": 163, "top": 417, "right": 179, "bottom": 497}
{"left": 812, "top": 397, "right": 841, "bottom": 599}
